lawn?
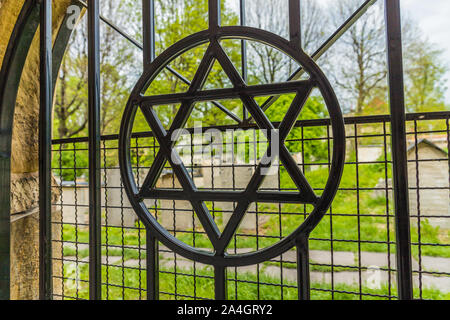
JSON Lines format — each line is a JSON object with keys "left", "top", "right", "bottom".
{"left": 58, "top": 150, "right": 449, "bottom": 300}
{"left": 58, "top": 263, "right": 449, "bottom": 300}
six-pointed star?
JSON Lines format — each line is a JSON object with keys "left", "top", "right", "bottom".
{"left": 135, "top": 40, "right": 319, "bottom": 255}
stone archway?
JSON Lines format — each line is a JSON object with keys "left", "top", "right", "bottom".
{"left": 0, "top": 0, "right": 76, "bottom": 299}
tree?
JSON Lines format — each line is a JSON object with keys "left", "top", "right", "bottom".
{"left": 328, "top": 0, "right": 448, "bottom": 115}
{"left": 53, "top": 0, "right": 141, "bottom": 180}
{"left": 53, "top": 0, "right": 139, "bottom": 139}
{"left": 245, "top": 0, "right": 326, "bottom": 84}
{"left": 134, "top": 0, "right": 241, "bottom": 130}
{"left": 404, "top": 37, "right": 448, "bottom": 113}
{"left": 53, "top": 26, "right": 88, "bottom": 139}
{"left": 330, "top": 0, "right": 387, "bottom": 115}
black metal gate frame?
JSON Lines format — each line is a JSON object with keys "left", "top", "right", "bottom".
{"left": 0, "top": 0, "right": 413, "bottom": 300}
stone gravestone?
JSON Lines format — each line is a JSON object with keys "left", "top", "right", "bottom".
{"left": 407, "top": 140, "right": 450, "bottom": 229}
{"left": 58, "top": 180, "right": 89, "bottom": 226}
{"left": 201, "top": 156, "right": 279, "bottom": 231}
{"left": 103, "top": 168, "right": 138, "bottom": 228}
{"left": 156, "top": 170, "right": 201, "bottom": 231}
{"left": 374, "top": 139, "right": 450, "bottom": 229}
{"left": 136, "top": 152, "right": 298, "bottom": 233}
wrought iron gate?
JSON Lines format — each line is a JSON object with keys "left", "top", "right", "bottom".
{"left": 3, "top": 0, "right": 448, "bottom": 300}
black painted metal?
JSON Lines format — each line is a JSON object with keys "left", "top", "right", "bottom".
{"left": 296, "top": 235, "right": 310, "bottom": 300}
{"left": 0, "top": 0, "right": 422, "bottom": 301}
{"left": 210, "top": 2, "right": 228, "bottom": 295}
{"left": 39, "top": 0, "right": 53, "bottom": 300}
{"left": 214, "top": 266, "right": 228, "bottom": 300}
{"left": 146, "top": 236, "right": 160, "bottom": 300}
{"left": 289, "top": 0, "right": 302, "bottom": 49}
{"left": 87, "top": 0, "right": 102, "bottom": 300}
{"left": 51, "top": 110, "right": 450, "bottom": 145}
{"left": 118, "top": 0, "right": 346, "bottom": 301}
{"left": 209, "top": 0, "right": 221, "bottom": 31}
{"left": 239, "top": 0, "right": 248, "bottom": 120}
{"left": 142, "top": 0, "right": 160, "bottom": 300}
{"left": 142, "top": 0, "right": 156, "bottom": 66}
{"left": 384, "top": 0, "right": 414, "bottom": 300}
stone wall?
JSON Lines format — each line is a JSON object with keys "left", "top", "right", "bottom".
{"left": 0, "top": 0, "right": 74, "bottom": 299}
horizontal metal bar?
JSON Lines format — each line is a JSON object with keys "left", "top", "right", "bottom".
{"left": 139, "top": 189, "right": 318, "bottom": 204}
{"left": 51, "top": 111, "right": 450, "bottom": 145}
{"left": 140, "top": 80, "right": 312, "bottom": 105}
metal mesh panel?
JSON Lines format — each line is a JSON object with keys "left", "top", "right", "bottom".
{"left": 51, "top": 112, "right": 450, "bottom": 300}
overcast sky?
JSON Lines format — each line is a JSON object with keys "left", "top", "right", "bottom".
{"left": 316, "top": 0, "right": 450, "bottom": 102}
{"left": 401, "top": 0, "right": 450, "bottom": 102}
{"left": 230, "top": 0, "right": 450, "bottom": 102}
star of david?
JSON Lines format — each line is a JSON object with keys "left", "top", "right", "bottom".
{"left": 134, "top": 40, "right": 319, "bottom": 255}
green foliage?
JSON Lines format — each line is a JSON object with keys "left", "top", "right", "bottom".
{"left": 52, "top": 144, "right": 89, "bottom": 181}
{"left": 264, "top": 94, "right": 329, "bottom": 164}
{"left": 139, "top": 0, "right": 241, "bottom": 128}
{"left": 404, "top": 38, "right": 449, "bottom": 113}
{"left": 60, "top": 252, "right": 449, "bottom": 300}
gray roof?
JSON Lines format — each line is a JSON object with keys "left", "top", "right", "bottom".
{"left": 407, "top": 139, "right": 448, "bottom": 155}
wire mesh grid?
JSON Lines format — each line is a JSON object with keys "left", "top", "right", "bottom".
{"left": 50, "top": 112, "right": 450, "bottom": 300}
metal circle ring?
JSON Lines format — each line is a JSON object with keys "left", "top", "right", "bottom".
{"left": 119, "top": 26, "right": 346, "bottom": 267}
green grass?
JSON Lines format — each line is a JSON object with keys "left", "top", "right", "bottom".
{"left": 58, "top": 156, "right": 449, "bottom": 300}
{"left": 59, "top": 264, "right": 449, "bottom": 300}
{"left": 61, "top": 151, "right": 449, "bottom": 257}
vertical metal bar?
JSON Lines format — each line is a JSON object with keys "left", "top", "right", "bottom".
{"left": 208, "top": 0, "right": 228, "bottom": 300}
{"left": 413, "top": 120, "right": 423, "bottom": 299}
{"left": 142, "top": 0, "right": 159, "bottom": 300}
{"left": 239, "top": 0, "right": 248, "bottom": 119}
{"left": 296, "top": 235, "right": 310, "bottom": 300}
{"left": 288, "top": 0, "right": 302, "bottom": 50}
{"left": 39, "top": 0, "right": 53, "bottom": 300}
{"left": 209, "top": 0, "right": 221, "bottom": 31}
{"left": 87, "top": 0, "right": 102, "bottom": 300}
{"left": 0, "top": 157, "right": 10, "bottom": 298}
{"left": 354, "top": 123, "right": 363, "bottom": 299}
{"left": 384, "top": 0, "right": 413, "bottom": 300}
{"left": 142, "top": 0, "right": 155, "bottom": 67}
{"left": 147, "top": 237, "right": 159, "bottom": 300}
{"left": 383, "top": 121, "right": 393, "bottom": 299}
{"left": 214, "top": 266, "right": 228, "bottom": 300}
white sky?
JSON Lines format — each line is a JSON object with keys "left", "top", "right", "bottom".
{"left": 229, "top": 0, "right": 450, "bottom": 102}
{"left": 317, "top": 0, "right": 450, "bottom": 102}
{"left": 401, "top": 0, "right": 450, "bottom": 102}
